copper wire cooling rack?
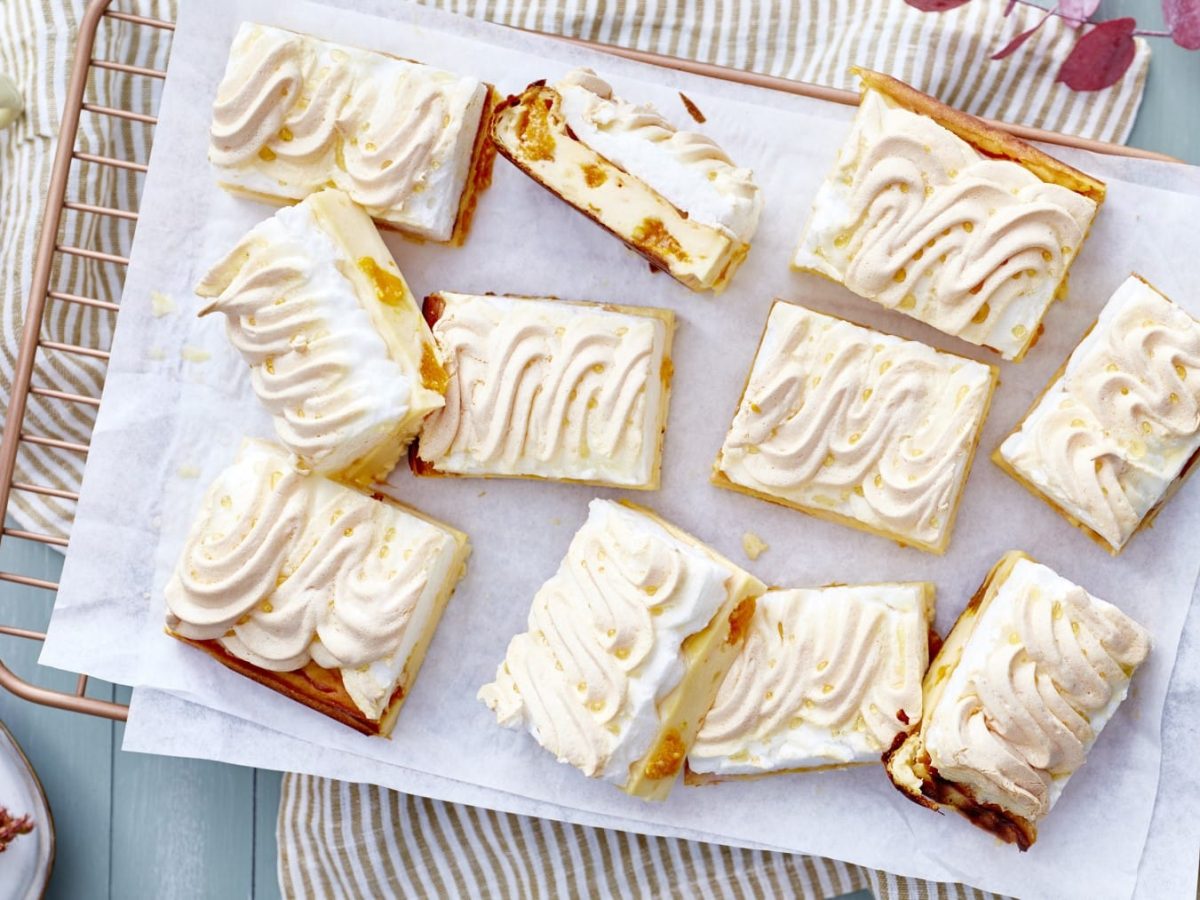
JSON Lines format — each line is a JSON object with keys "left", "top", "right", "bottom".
{"left": 0, "top": 0, "right": 1180, "bottom": 723}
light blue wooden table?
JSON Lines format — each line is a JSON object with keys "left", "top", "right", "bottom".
{"left": 1, "top": 2, "right": 1196, "bottom": 896}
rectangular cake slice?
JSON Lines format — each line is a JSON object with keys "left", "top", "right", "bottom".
{"left": 165, "top": 439, "right": 470, "bottom": 736}
{"left": 491, "top": 69, "right": 761, "bottom": 293}
{"left": 209, "top": 22, "right": 497, "bottom": 243}
{"left": 197, "top": 188, "right": 447, "bottom": 486}
{"left": 478, "top": 499, "right": 766, "bottom": 800}
{"left": 883, "top": 551, "right": 1150, "bottom": 850}
{"left": 687, "top": 582, "right": 934, "bottom": 782}
{"left": 713, "top": 300, "right": 997, "bottom": 554}
{"left": 412, "top": 292, "right": 675, "bottom": 489}
{"left": 995, "top": 274, "right": 1200, "bottom": 554}
{"left": 793, "top": 68, "right": 1103, "bottom": 361}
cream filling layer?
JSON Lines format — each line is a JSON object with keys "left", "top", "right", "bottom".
{"left": 417, "top": 293, "right": 669, "bottom": 486}
{"left": 689, "top": 583, "right": 930, "bottom": 776}
{"left": 554, "top": 68, "right": 761, "bottom": 244}
{"left": 923, "top": 557, "right": 1149, "bottom": 821}
{"left": 478, "top": 499, "right": 733, "bottom": 786}
{"left": 999, "top": 276, "right": 1200, "bottom": 550}
{"left": 210, "top": 23, "right": 486, "bottom": 241}
{"left": 718, "top": 301, "right": 994, "bottom": 549}
{"left": 165, "top": 440, "right": 464, "bottom": 721}
{"left": 492, "top": 85, "right": 739, "bottom": 291}
{"left": 196, "top": 190, "right": 442, "bottom": 480}
{"left": 793, "top": 89, "right": 1098, "bottom": 360}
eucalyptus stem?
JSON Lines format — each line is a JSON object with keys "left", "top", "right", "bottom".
{"left": 1007, "top": 0, "right": 1171, "bottom": 39}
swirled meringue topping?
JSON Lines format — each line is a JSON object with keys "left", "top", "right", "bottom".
{"left": 717, "top": 301, "right": 995, "bottom": 552}
{"left": 209, "top": 23, "right": 487, "bottom": 242}
{"left": 923, "top": 556, "right": 1149, "bottom": 821}
{"left": 554, "top": 68, "right": 761, "bottom": 244}
{"left": 196, "top": 189, "right": 444, "bottom": 482}
{"left": 999, "top": 275, "right": 1200, "bottom": 551}
{"left": 165, "top": 440, "right": 468, "bottom": 721}
{"left": 689, "top": 583, "right": 931, "bottom": 776}
{"left": 477, "top": 499, "right": 740, "bottom": 787}
{"left": 794, "top": 88, "right": 1098, "bottom": 360}
{"left": 416, "top": 293, "right": 672, "bottom": 487}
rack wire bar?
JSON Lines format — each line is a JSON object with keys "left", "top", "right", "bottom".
{"left": 0, "top": 0, "right": 1184, "bottom": 726}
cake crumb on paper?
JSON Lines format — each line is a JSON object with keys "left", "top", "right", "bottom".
{"left": 181, "top": 345, "right": 210, "bottom": 363}
{"left": 742, "top": 531, "right": 769, "bottom": 561}
{"left": 177, "top": 465, "right": 200, "bottom": 479}
{"left": 151, "top": 290, "right": 176, "bottom": 317}
{"left": 147, "top": 347, "right": 166, "bottom": 361}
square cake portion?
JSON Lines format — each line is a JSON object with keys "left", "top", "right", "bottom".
{"left": 793, "top": 68, "right": 1104, "bottom": 361}
{"left": 478, "top": 499, "right": 765, "bottom": 800}
{"left": 884, "top": 551, "right": 1150, "bottom": 850}
{"left": 687, "top": 582, "right": 934, "bottom": 782}
{"left": 713, "top": 300, "right": 997, "bottom": 554}
{"left": 412, "top": 292, "right": 675, "bottom": 489}
{"left": 996, "top": 274, "right": 1200, "bottom": 554}
{"left": 209, "top": 23, "right": 496, "bottom": 243}
{"left": 165, "top": 439, "right": 470, "bottom": 736}
{"left": 491, "top": 68, "right": 761, "bottom": 292}
{"left": 197, "top": 188, "right": 447, "bottom": 486}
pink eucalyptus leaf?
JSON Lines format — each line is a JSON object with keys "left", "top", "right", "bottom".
{"left": 1004, "top": 0, "right": 1018, "bottom": 15}
{"left": 992, "top": 10, "right": 1053, "bottom": 59}
{"left": 1059, "top": 0, "right": 1102, "bottom": 25}
{"left": 1057, "top": 18, "right": 1138, "bottom": 91}
{"left": 904, "top": 0, "right": 972, "bottom": 11}
{"left": 1163, "top": 0, "right": 1200, "bottom": 49}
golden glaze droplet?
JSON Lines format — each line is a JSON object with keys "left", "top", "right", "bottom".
{"left": 258, "top": 146, "right": 276, "bottom": 162}
{"left": 278, "top": 126, "right": 294, "bottom": 142}
{"left": 357, "top": 257, "right": 409, "bottom": 307}
{"left": 893, "top": 268, "right": 907, "bottom": 284}
{"left": 972, "top": 303, "right": 990, "bottom": 324}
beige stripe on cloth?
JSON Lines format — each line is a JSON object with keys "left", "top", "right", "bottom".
{"left": 0, "top": 1, "right": 1144, "bottom": 898}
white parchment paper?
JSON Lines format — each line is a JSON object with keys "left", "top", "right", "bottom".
{"left": 40, "top": 0, "right": 1200, "bottom": 897}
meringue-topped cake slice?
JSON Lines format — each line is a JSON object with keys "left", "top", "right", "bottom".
{"left": 165, "top": 439, "right": 470, "bottom": 736}
{"left": 196, "top": 188, "right": 447, "bottom": 486}
{"left": 478, "top": 499, "right": 765, "bottom": 800}
{"left": 491, "top": 69, "right": 761, "bottom": 293}
{"left": 713, "top": 300, "right": 997, "bottom": 555}
{"left": 884, "top": 551, "right": 1149, "bottom": 850}
{"left": 413, "top": 292, "right": 675, "bottom": 489}
{"left": 995, "top": 274, "right": 1200, "bottom": 554}
{"left": 209, "top": 22, "right": 497, "bottom": 243}
{"left": 687, "top": 582, "right": 933, "bottom": 782}
{"left": 793, "top": 68, "right": 1103, "bottom": 361}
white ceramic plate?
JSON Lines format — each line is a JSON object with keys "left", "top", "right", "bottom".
{"left": 0, "top": 722, "right": 52, "bottom": 900}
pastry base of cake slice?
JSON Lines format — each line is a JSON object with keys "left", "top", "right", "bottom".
{"left": 617, "top": 502, "right": 763, "bottom": 800}
{"left": 883, "top": 551, "right": 1038, "bottom": 849}
{"left": 410, "top": 293, "right": 675, "bottom": 490}
{"left": 168, "top": 514, "right": 470, "bottom": 737}
{"left": 491, "top": 82, "right": 748, "bottom": 293}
